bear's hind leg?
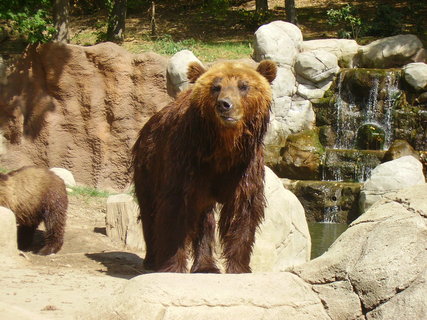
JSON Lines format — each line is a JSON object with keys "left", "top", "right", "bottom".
{"left": 190, "top": 209, "right": 220, "bottom": 273}
{"left": 38, "top": 192, "right": 67, "bottom": 255}
{"left": 17, "top": 225, "right": 37, "bottom": 251}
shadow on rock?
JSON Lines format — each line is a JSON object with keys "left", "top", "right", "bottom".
{"left": 85, "top": 251, "right": 148, "bottom": 279}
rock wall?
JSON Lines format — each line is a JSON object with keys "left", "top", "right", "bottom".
{"left": 85, "top": 184, "right": 427, "bottom": 320}
{"left": 0, "top": 42, "right": 172, "bottom": 191}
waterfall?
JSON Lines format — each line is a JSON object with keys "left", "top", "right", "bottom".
{"left": 324, "top": 69, "right": 402, "bottom": 183}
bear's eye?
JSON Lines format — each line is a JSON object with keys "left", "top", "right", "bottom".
{"left": 212, "top": 84, "right": 221, "bottom": 93}
{"left": 238, "top": 81, "right": 249, "bottom": 93}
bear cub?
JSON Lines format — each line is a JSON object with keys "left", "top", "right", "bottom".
{"left": 0, "top": 166, "right": 68, "bottom": 255}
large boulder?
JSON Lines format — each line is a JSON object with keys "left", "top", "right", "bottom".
{"left": 275, "top": 129, "right": 325, "bottom": 180}
{"left": 251, "top": 166, "right": 310, "bottom": 271}
{"left": 166, "top": 50, "right": 203, "bottom": 97}
{"left": 357, "top": 34, "right": 424, "bottom": 68}
{"left": 50, "top": 167, "right": 76, "bottom": 187}
{"left": 359, "top": 155, "right": 425, "bottom": 213}
{"left": 0, "top": 42, "right": 172, "bottom": 192}
{"left": 105, "top": 167, "right": 311, "bottom": 272}
{"left": 383, "top": 139, "right": 420, "bottom": 162}
{"left": 301, "top": 39, "right": 359, "bottom": 68}
{"left": 403, "top": 62, "right": 427, "bottom": 91}
{"left": 253, "top": 21, "right": 302, "bottom": 67}
{"left": 0, "top": 206, "right": 17, "bottom": 255}
{"left": 293, "top": 184, "right": 427, "bottom": 320}
{"left": 294, "top": 50, "right": 339, "bottom": 83}
{"left": 86, "top": 184, "right": 427, "bottom": 320}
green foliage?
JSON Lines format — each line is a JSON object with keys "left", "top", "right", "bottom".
{"left": 367, "top": 5, "right": 403, "bottom": 37}
{"left": 69, "top": 185, "right": 111, "bottom": 198}
{"left": 327, "top": 4, "right": 364, "bottom": 40}
{"left": 148, "top": 34, "right": 198, "bottom": 55}
{"left": 237, "top": 9, "right": 274, "bottom": 31}
{"left": 0, "top": 0, "right": 55, "bottom": 43}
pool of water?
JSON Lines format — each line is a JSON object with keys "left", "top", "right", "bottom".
{"left": 308, "top": 222, "right": 348, "bottom": 259}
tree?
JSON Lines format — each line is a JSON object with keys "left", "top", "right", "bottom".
{"left": 256, "top": 0, "right": 268, "bottom": 12}
{"left": 107, "top": 0, "right": 127, "bottom": 43}
{"left": 53, "top": 0, "right": 70, "bottom": 43}
{"left": 285, "top": 0, "right": 297, "bottom": 25}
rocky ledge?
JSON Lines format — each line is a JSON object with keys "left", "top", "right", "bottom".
{"left": 85, "top": 184, "right": 427, "bottom": 320}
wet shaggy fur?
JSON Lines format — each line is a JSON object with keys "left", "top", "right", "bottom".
{"left": 0, "top": 166, "right": 68, "bottom": 255}
{"left": 132, "top": 60, "right": 277, "bottom": 273}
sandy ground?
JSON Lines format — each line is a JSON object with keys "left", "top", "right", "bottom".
{"left": 0, "top": 194, "right": 146, "bottom": 319}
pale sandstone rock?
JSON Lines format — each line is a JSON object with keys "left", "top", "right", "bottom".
{"left": 357, "top": 34, "right": 423, "bottom": 68}
{"left": 403, "top": 62, "right": 427, "bottom": 91}
{"left": 166, "top": 50, "right": 203, "bottom": 97}
{"left": 0, "top": 206, "right": 17, "bottom": 255}
{"left": 301, "top": 38, "right": 359, "bottom": 68}
{"left": 251, "top": 167, "right": 310, "bottom": 271}
{"left": 105, "top": 168, "right": 311, "bottom": 271}
{"left": 253, "top": 21, "right": 302, "bottom": 67}
{"left": 91, "top": 185, "right": 427, "bottom": 320}
{"left": 50, "top": 167, "right": 76, "bottom": 187}
{"left": 89, "top": 272, "right": 329, "bottom": 320}
{"left": 359, "top": 155, "right": 425, "bottom": 213}
{"left": 294, "top": 50, "right": 339, "bottom": 83}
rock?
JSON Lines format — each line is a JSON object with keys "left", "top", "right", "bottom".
{"left": 106, "top": 194, "right": 145, "bottom": 252}
{"left": 357, "top": 34, "right": 424, "bottom": 68}
{"left": 301, "top": 39, "right": 359, "bottom": 68}
{"left": 297, "top": 79, "right": 333, "bottom": 100}
{"left": 383, "top": 139, "right": 420, "bottom": 162}
{"left": 166, "top": 50, "right": 203, "bottom": 97}
{"left": 359, "top": 156, "right": 425, "bottom": 213}
{"left": 251, "top": 167, "right": 311, "bottom": 271}
{"left": 293, "top": 184, "right": 427, "bottom": 319}
{"left": 253, "top": 21, "right": 302, "bottom": 67}
{"left": 106, "top": 168, "right": 311, "bottom": 271}
{"left": 89, "top": 272, "right": 329, "bottom": 320}
{"left": 89, "top": 185, "right": 427, "bottom": 320}
{"left": 0, "top": 42, "right": 172, "bottom": 192}
{"left": 277, "top": 129, "right": 324, "bottom": 180}
{"left": 403, "top": 62, "right": 427, "bottom": 91}
{"left": 0, "top": 206, "right": 17, "bottom": 255}
{"left": 272, "top": 66, "right": 297, "bottom": 99}
{"left": 50, "top": 167, "right": 76, "bottom": 187}
{"left": 294, "top": 50, "right": 339, "bottom": 83}
{"left": 264, "top": 99, "right": 316, "bottom": 165}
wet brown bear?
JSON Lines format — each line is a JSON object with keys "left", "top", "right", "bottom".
{"left": 132, "top": 60, "right": 277, "bottom": 273}
{"left": 0, "top": 166, "right": 68, "bottom": 255}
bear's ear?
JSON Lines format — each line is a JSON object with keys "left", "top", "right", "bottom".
{"left": 256, "top": 60, "right": 277, "bottom": 84}
{"left": 187, "top": 62, "right": 206, "bottom": 83}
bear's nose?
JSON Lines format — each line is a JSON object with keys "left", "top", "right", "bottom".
{"left": 217, "top": 98, "right": 233, "bottom": 113}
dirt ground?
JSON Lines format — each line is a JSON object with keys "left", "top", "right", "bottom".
{"left": 0, "top": 193, "right": 146, "bottom": 319}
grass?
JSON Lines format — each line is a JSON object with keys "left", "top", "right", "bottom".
{"left": 72, "top": 31, "right": 253, "bottom": 62}
{"left": 68, "top": 185, "right": 111, "bottom": 198}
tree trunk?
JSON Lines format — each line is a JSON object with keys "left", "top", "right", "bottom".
{"left": 53, "top": 0, "right": 70, "bottom": 43}
{"left": 285, "top": 0, "right": 298, "bottom": 25}
{"left": 256, "top": 0, "right": 268, "bottom": 12}
{"left": 107, "top": 0, "right": 127, "bottom": 43}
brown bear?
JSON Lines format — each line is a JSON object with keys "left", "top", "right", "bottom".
{"left": 0, "top": 166, "right": 68, "bottom": 255}
{"left": 132, "top": 60, "right": 277, "bottom": 273}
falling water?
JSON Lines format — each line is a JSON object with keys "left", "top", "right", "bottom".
{"left": 383, "top": 72, "right": 400, "bottom": 149}
{"left": 323, "top": 205, "right": 340, "bottom": 223}
{"left": 324, "top": 69, "right": 403, "bottom": 183}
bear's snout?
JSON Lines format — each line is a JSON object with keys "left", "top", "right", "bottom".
{"left": 217, "top": 98, "right": 233, "bottom": 113}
